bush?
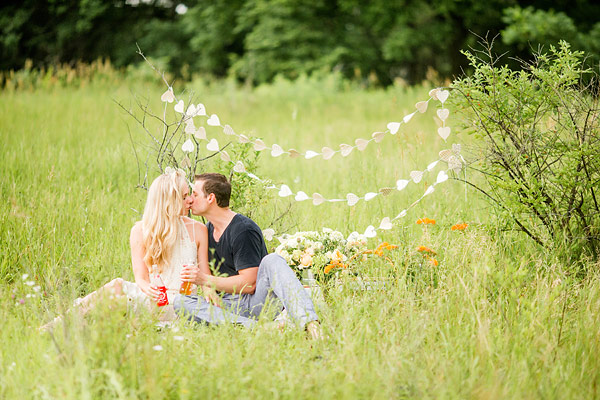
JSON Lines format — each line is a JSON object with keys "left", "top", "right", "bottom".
{"left": 451, "top": 40, "right": 600, "bottom": 266}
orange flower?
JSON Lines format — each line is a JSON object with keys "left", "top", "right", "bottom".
{"left": 451, "top": 223, "right": 468, "bottom": 231}
{"left": 416, "top": 218, "right": 436, "bottom": 225}
{"left": 373, "top": 242, "right": 399, "bottom": 257}
{"left": 324, "top": 260, "right": 349, "bottom": 274}
{"left": 416, "top": 245, "right": 436, "bottom": 255}
{"left": 427, "top": 256, "right": 439, "bottom": 266}
{"left": 324, "top": 264, "right": 334, "bottom": 274}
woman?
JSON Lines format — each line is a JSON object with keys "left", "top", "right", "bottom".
{"left": 42, "top": 168, "right": 210, "bottom": 329}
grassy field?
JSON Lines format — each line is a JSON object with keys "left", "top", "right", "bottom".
{"left": 1, "top": 75, "right": 599, "bottom": 399}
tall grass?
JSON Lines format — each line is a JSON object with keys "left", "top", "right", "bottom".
{"left": 1, "top": 74, "right": 598, "bottom": 399}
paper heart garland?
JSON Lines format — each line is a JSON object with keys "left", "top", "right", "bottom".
{"left": 206, "top": 138, "right": 219, "bottom": 152}
{"left": 424, "top": 186, "right": 435, "bottom": 196}
{"left": 194, "top": 126, "right": 207, "bottom": 140}
{"left": 387, "top": 122, "right": 401, "bottom": 135}
{"left": 238, "top": 134, "right": 250, "bottom": 143}
{"left": 220, "top": 151, "right": 231, "bottom": 162}
{"left": 184, "top": 120, "right": 196, "bottom": 134}
{"left": 372, "top": 131, "right": 385, "bottom": 143}
{"left": 396, "top": 179, "right": 409, "bottom": 191}
{"left": 415, "top": 101, "right": 428, "bottom": 113}
{"left": 438, "top": 127, "right": 451, "bottom": 141}
{"left": 439, "top": 149, "right": 452, "bottom": 162}
{"left": 233, "top": 161, "right": 246, "bottom": 173}
{"left": 321, "top": 147, "right": 335, "bottom": 160}
{"left": 161, "top": 88, "right": 175, "bottom": 103}
{"left": 207, "top": 114, "right": 220, "bottom": 126}
{"left": 379, "top": 188, "right": 394, "bottom": 196}
{"left": 355, "top": 138, "right": 369, "bottom": 151}
{"left": 436, "top": 170, "right": 448, "bottom": 183}
{"left": 174, "top": 100, "right": 184, "bottom": 113}
{"left": 427, "top": 160, "right": 439, "bottom": 171}
{"left": 181, "top": 155, "right": 191, "bottom": 168}
{"left": 182, "top": 139, "right": 194, "bottom": 153}
{"left": 263, "top": 228, "right": 275, "bottom": 241}
{"left": 396, "top": 210, "right": 407, "bottom": 218}
{"left": 305, "top": 150, "right": 319, "bottom": 159}
{"left": 403, "top": 112, "right": 416, "bottom": 123}
{"left": 312, "top": 193, "right": 325, "bottom": 205}
{"left": 295, "top": 191, "right": 309, "bottom": 201}
{"left": 437, "top": 90, "right": 450, "bottom": 103}
{"left": 271, "top": 144, "right": 285, "bottom": 157}
{"left": 364, "top": 192, "right": 378, "bottom": 201}
{"left": 364, "top": 225, "right": 377, "bottom": 238}
{"left": 340, "top": 144, "right": 353, "bottom": 157}
{"left": 186, "top": 104, "right": 196, "bottom": 116}
{"left": 379, "top": 217, "right": 393, "bottom": 230}
{"left": 223, "top": 125, "right": 235, "bottom": 135}
{"left": 346, "top": 193, "right": 359, "bottom": 206}
{"left": 410, "top": 170, "right": 424, "bottom": 183}
{"left": 278, "top": 184, "right": 293, "bottom": 197}
{"left": 253, "top": 139, "right": 267, "bottom": 151}
{"left": 288, "top": 149, "right": 301, "bottom": 158}
{"left": 429, "top": 88, "right": 440, "bottom": 100}
{"left": 448, "top": 156, "right": 462, "bottom": 173}
{"left": 196, "top": 103, "right": 206, "bottom": 116}
{"left": 437, "top": 108, "right": 449, "bottom": 121}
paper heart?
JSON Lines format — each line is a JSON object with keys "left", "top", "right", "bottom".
{"left": 379, "top": 188, "right": 394, "bottom": 196}
{"left": 424, "top": 186, "right": 435, "bottom": 196}
{"left": 415, "top": 101, "right": 428, "bottom": 113}
{"left": 238, "top": 134, "right": 250, "bottom": 143}
{"left": 438, "top": 127, "right": 451, "bottom": 141}
{"left": 427, "top": 160, "right": 439, "bottom": 171}
{"left": 448, "top": 156, "right": 462, "bottom": 173}
{"left": 396, "top": 179, "right": 409, "bottom": 191}
{"left": 194, "top": 126, "right": 207, "bottom": 140}
{"left": 312, "top": 193, "right": 325, "bottom": 205}
{"left": 196, "top": 103, "right": 206, "bottom": 116}
{"left": 174, "top": 100, "right": 184, "bottom": 113}
{"left": 294, "top": 191, "right": 309, "bottom": 201}
{"left": 160, "top": 88, "right": 175, "bottom": 103}
{"left": 321, "top": 147, "right": 335, "bottom": 160}
{"left": 439, "top": 149, "right": 452, "bottom": 162}
{"left": 410, "top": 170, "right": 424, "bottom": 183}
{"left": 429, "top": 88, "right": 440, "bottom": 100}
{"left": 181, "top": 155, "right": 191, "bottom": 168}
{"left": 340, "top": 144, "right": 353, "bottom": 157}
{"left": 403, "top": 112, "right": 416, "bottom": 123}
{"left": 206, "top": 138, "right": 219, "bottom": 152}
{"left": 364, "top": 192, "right": 378, "bottom": 201}
{"left": 223, "top": 124, "right": 235, "bottom": 135}
{"left": 263, "top": 228, "right": 275, "bottom": 241}
{"left": 278, "top": 184, "right": 293, "bottom": 197}
{"left": 437, "top": 108, "right": 450, "bottom": 121}
{"left": 186, "top": 104, "right": 196, "bottom": 116}
{"left": 185, "top": 120, "right": 196, "bottom": 134}
{"left": 182, "top": 139, "right": 194, "bottom": 153}
{"left": 247, "top": 173, "right": 259, "bottom": 180}
{"left": 437, "top": 90, "right": 450, "bottom": 103}
{"left": 207, "top": 114, "right": 220, "bottom": 126}
{"left": 346, "top": 193, "right": 359, "bottom": 206}
{"left": 220, "top": 150, "right": 231, "bottom": 162}
{"left": 387, "top": 122, "right": 401, "bottom": 135}
{"left": 355, "top": 138, "right": 369, "bottom": 151}
{"left": 288, "top": 149, "right": 301, "bottom": 158}
{"left": 364, "top": 225, "right": 377, "bottom": 238}
{"left": 379, "top": 217, "right": 393, "bottom": 230}
{"left": 271, "top": 144, "right": 285, "bottom": 157}
{"left": 253, "top": 139, "right": 267, "bottom": 151}
{"left": 436, "top": 170, "right": 448, "bottom": 184}
{"left": 372, "top": 131, "right": 385, "bottom": 143}
{"left": 452, "top": 143, "right": 461, "bottom": 154}
{"left": 305, "top": 150, "right": 319, "bottom": 159}
{"left": 397, "top": 209, "right": 407, "bottom": 218}
{"left": 233, "top": 161, "right": 246, "bottom": 173}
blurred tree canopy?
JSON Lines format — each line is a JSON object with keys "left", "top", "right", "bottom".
{"left": 1, "top": 0, "right": 599, "bottom": 85}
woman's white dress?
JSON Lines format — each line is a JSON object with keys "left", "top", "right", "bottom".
{"left": 121, "top": 218, "right": 197, "bottom": 321}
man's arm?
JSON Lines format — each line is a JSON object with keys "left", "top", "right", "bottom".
{"left": 198, "top": 267, "right": 257, "bottom": 294}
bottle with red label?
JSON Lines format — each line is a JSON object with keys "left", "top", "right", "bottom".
{"left": 151, "top": 264, "right": 169, "bottom": 307}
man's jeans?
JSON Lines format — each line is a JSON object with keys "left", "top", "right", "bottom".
{"left": 173, "top": 254, "right": 319, "bottom": 328}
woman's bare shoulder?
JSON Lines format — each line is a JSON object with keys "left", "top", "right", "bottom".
{"left": 130, "top": 221, "right": 143, "bottom": 237}
{"left": 182, "top": 217, "right": 207, "bottom": 236}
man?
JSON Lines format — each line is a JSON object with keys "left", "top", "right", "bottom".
{"left": 174, "top": 173, "right": 321, "bottom": 338}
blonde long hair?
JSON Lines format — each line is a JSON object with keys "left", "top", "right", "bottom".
{"left": 142, "top": 169, "right": 188, "bottom": 273}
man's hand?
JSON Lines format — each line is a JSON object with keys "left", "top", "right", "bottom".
{"left": 200, "top": 285, "right": 222, "bottom": 307}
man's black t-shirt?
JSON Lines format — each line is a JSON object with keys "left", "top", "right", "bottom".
{"left": 207, "top": 214, "right": 268, "bottom": 277}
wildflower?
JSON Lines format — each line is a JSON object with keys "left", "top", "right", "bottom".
{"left": 330, "top": 249, "right": 347, "bottom": 263}
{"left": 416, "top": 218, "right": 436, "bottom": 225}
{"left": 300, "top": 253, "right": 313, "bottom": 267}
{"left": 173, "top": 336, "right": 184, "bottom": 342}
{"left": 416, "top": 246, "right": 436, "bottom": 255}
{"left": 324, "top": 264, "right": 334, "bottom": 274}
{"left": 152, "top": 345, "right": 163, "bottom": 351}
{"left": 426, "top": 256, "right": 439, "bottom": 266}
{"left": 22, "top": 274, "right": 29, "bottom": 280}
{"left": 451, "top": 223, "right": 468, "bottom": 231}
{"left": 25, "top": 281, "right": 35, "bottom": 286}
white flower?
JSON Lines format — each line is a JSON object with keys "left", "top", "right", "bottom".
{"left": 25, "top": 281, "right": 35, "bottom": 286}
{"left": 126, "top": 334, "right": 132, "bottom": 339}
{"left": 21, "top": 274, "right": 29, "bottom": 280}
{"left": 33, "top": 286, "right": 41, "bottom": 292}
{"left": 322, "top": 227, "right": 333, "bottom": 234}
{"left": 292, "top": 249, "right": 302, "bottom": 262}
{"left": 153, "top": 345, "right": 163, "bottom": 351}
{"left": 173, "top": 336, "right": 184, "bottom": 342}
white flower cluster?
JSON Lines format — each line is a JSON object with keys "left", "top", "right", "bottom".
{"left": 275, "top": 228, "right": 368, "bottom": 273}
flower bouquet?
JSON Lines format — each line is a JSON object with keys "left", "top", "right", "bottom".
{"left": 274, "top": 228, "right": 369, "bottom": 284}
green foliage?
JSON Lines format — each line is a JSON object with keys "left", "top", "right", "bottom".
{"left": 451, "top": 41, "right": 600, "bottom": 265}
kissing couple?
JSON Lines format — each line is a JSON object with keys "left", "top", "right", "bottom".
{"left": 43, "top": 169, "right": 321, "bottom": 338}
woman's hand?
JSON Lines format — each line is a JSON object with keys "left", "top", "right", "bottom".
{"left": 138, "top": 281, "right": 160, "bottom": 302}
{"left": 181, "top": 264, "right": 207, "bottom": 286}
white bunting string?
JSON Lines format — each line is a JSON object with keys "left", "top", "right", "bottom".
{"left": 164, "top": 87, "right": 452, "bottom": 160}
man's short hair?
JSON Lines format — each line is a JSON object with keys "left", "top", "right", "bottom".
{"left": 195, "top": 173, "right": 231, "bottom": 208}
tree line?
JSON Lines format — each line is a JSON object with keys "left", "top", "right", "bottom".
{"left": 2, "top": 0, "right": 600, "bottom": 85}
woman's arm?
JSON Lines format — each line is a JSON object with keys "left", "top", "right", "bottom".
{"left": 195, "top": 223, "right": 210, "bottom": 275}
{"left": 130, "top": 222, "right": 160, "bottom": 301}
